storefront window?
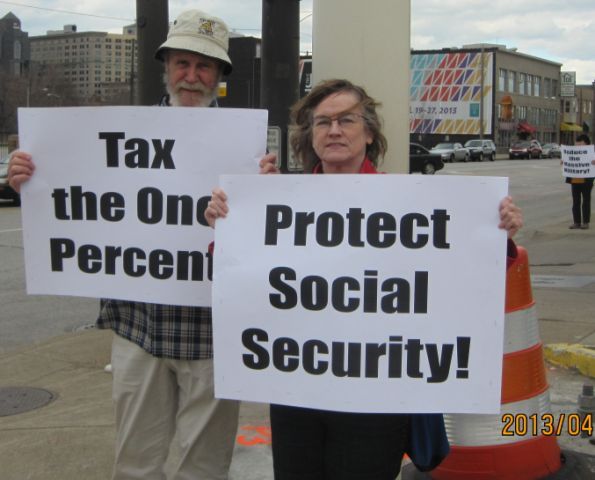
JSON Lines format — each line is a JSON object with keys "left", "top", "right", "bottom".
{"left": 544, "top": 78, "right": 551, "bottom": 98}
{"left": 499, "top": 68, "right": 506, "bottom": 91}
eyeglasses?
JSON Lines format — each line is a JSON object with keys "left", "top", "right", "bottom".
{"left": 312, "top": 113, "right": 365, "bottom": 131}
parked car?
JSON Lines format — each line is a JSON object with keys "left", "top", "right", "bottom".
{"left": 529, "top": 140, "right": 543, "bottom": 158}
{"left": 430, "top": 142, "right": 470, "bottom": 163}
{"left": 463, "top": 139, "right": 497, "bottom": 162}
{"left": 0, "top": 154, "right": 20, "bottom": 205}
{"left": 541, "top": 143, "right": 561, "bottom": 158}
{"left": 509, "top": 140, "right": 542, "bottom": 159}
{"left": 410, "top": 143, "right": 444, "bottom": 175}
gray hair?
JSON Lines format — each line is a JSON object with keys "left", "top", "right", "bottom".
{"left": 289, "top": 79, "right": 387, "bottom": 172}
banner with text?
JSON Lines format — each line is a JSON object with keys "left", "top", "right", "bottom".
{"left": 561, "top": 144, "right": 595, "bottom": 178}
{"left": 18, "top": 106, "right": 267, "bottom": 306}
{"left": 410, "top": 51, "right": 494, "bottom": 135}
{"left": 213, "top": 174, "right": 508, "bottom": 413}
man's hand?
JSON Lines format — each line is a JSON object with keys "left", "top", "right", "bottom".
{"left": 8, "top": 151, "right": 34, "bottom": 193}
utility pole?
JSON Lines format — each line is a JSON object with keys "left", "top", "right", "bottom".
{"left": 135, "top": 1, "right": 168, "bottom": 105}
{"left": 479, "top": 46, "right": 485, "bottom": 140}
{"left": 260, "top": 0, "right": 300, "bottom": 172}
{"left": 592, "top": 79, "right": 595, "bottom": 139}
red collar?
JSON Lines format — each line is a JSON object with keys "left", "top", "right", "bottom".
{"left": 312, "top": 157, "right": 378, "bottom": 174}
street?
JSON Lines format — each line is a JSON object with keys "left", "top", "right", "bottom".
{"left": 0, "top": 203, "right": 98, "bottom": 354}
{"left": 438, "top": 157, "right": 568, "bottom": 233}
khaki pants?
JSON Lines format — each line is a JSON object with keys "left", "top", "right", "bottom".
{"left": 110, "top": 334, "right": 239, "bottom": 480}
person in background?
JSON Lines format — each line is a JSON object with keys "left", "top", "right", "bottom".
{"left": 567, "top": 133, "right": 594, "bottom": 229}
{"left": 205, "top": 79, "right": 523, "bottom": 480}
{"left": 7, "top": 10, "right": 239, "bottom": 480}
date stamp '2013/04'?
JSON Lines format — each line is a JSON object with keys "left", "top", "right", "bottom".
{"left": 502, "top": 413, "right": 593, "bottom": 437}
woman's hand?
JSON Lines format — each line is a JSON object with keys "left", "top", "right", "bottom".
{"left": 7, "top": 151, "right": 34, "bottom": 193}
{"left": 205, "top": 153, "right": 278, "bottom": 229}
{"left": 498, "top": 196, "right": 523, "bottom": 239}
{"left": 259, "top": 153, "right": 280, "bottom": 174}
{"left": 205, "top": 188, "right": 229, "bottom": 228}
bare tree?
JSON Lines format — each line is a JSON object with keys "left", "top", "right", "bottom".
{"left": 0, "top": 60, "right": 133, "bottom": 133}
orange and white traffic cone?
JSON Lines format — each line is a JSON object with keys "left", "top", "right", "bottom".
{"left": 430, "top": 246, "right": 562, "bottom": 480}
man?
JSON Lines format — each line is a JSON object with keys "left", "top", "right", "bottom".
{"left": 8, "top": 9, "right": 240, "bottom": 480}
{"left": 155, "top": 9, "right": 232, "bottom": 108}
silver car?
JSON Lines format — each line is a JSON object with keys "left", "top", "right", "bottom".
{"left": 430, "top": 142, "right": 470, "bottom": 163}
{"left": 464, "top": 139, "right": 497, "bottom": 162}
{"left": 541, "top": 143, "right": 561, "bottom": 158}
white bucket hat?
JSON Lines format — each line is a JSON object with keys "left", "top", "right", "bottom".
{"left": 155, "top": 9, "right": 232, "bottom": 75}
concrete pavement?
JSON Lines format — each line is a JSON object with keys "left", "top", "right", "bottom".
{"left": 0, "top": 328, "right": 274, "bottom": 480}
{"left": 1, "top": 216, "right": 595, "bottom": 479}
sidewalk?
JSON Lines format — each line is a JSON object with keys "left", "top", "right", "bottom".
{"left": 518, "top": 218, "right": 595, "bottom": 375}
{"left": 1, "top": 218, "right": 595, "bottom": 479}
{"left": 0, "top": 328, "right": 274, "bottom": 480}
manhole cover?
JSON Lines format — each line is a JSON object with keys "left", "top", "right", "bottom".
{"left": 0, "top": 387, "right": 55, "bottom": 417}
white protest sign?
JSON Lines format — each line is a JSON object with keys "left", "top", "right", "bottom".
{"left": 18, "top": 106, "right": 267, "bottom": 306}
{"left": 213, "top": 174, "right": 508, "bottom": 414}
{"left": 561, "top": 144, "right": 595, "bottom": 178}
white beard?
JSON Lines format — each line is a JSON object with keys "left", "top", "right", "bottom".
{"left": 163, "top": 73, "right": 217, "bottom": 107}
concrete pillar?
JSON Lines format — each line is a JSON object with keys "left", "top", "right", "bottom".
{"left": 312, "top": 0, "right": 410, "bottom": 173}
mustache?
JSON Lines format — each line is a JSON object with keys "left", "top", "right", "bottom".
{"left": 174, "top": 81, "right": 210, "bottom": 94}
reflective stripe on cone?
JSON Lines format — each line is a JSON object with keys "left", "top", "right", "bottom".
{"left": 444, "top": 390, "right": 551, "bottom": 447}
{"left": 504, "top": 305, "right": 540, "bottom": 354}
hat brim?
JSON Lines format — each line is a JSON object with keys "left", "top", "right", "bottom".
{"left": 155, "top": 37, "right": 232, "bottom": 75}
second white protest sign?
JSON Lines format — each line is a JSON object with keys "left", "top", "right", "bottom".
{"left": 212, "top": 174, "right": 508, "bottom": 413}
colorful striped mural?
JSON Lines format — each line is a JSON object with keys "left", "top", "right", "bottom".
{"left": 410, "top": 51, "right": 493, "bottom": 135}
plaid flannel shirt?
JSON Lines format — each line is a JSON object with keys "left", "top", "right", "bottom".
{"left": 97, "top": 301, "right": 213, "bottom": 360}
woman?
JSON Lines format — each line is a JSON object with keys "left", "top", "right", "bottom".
{"left": 206, "top": 79, "right": 523, "bottom": 480}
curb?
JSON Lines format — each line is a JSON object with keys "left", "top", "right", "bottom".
{"left": 544, "top": 344, "right": 595, "bottom": 378}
